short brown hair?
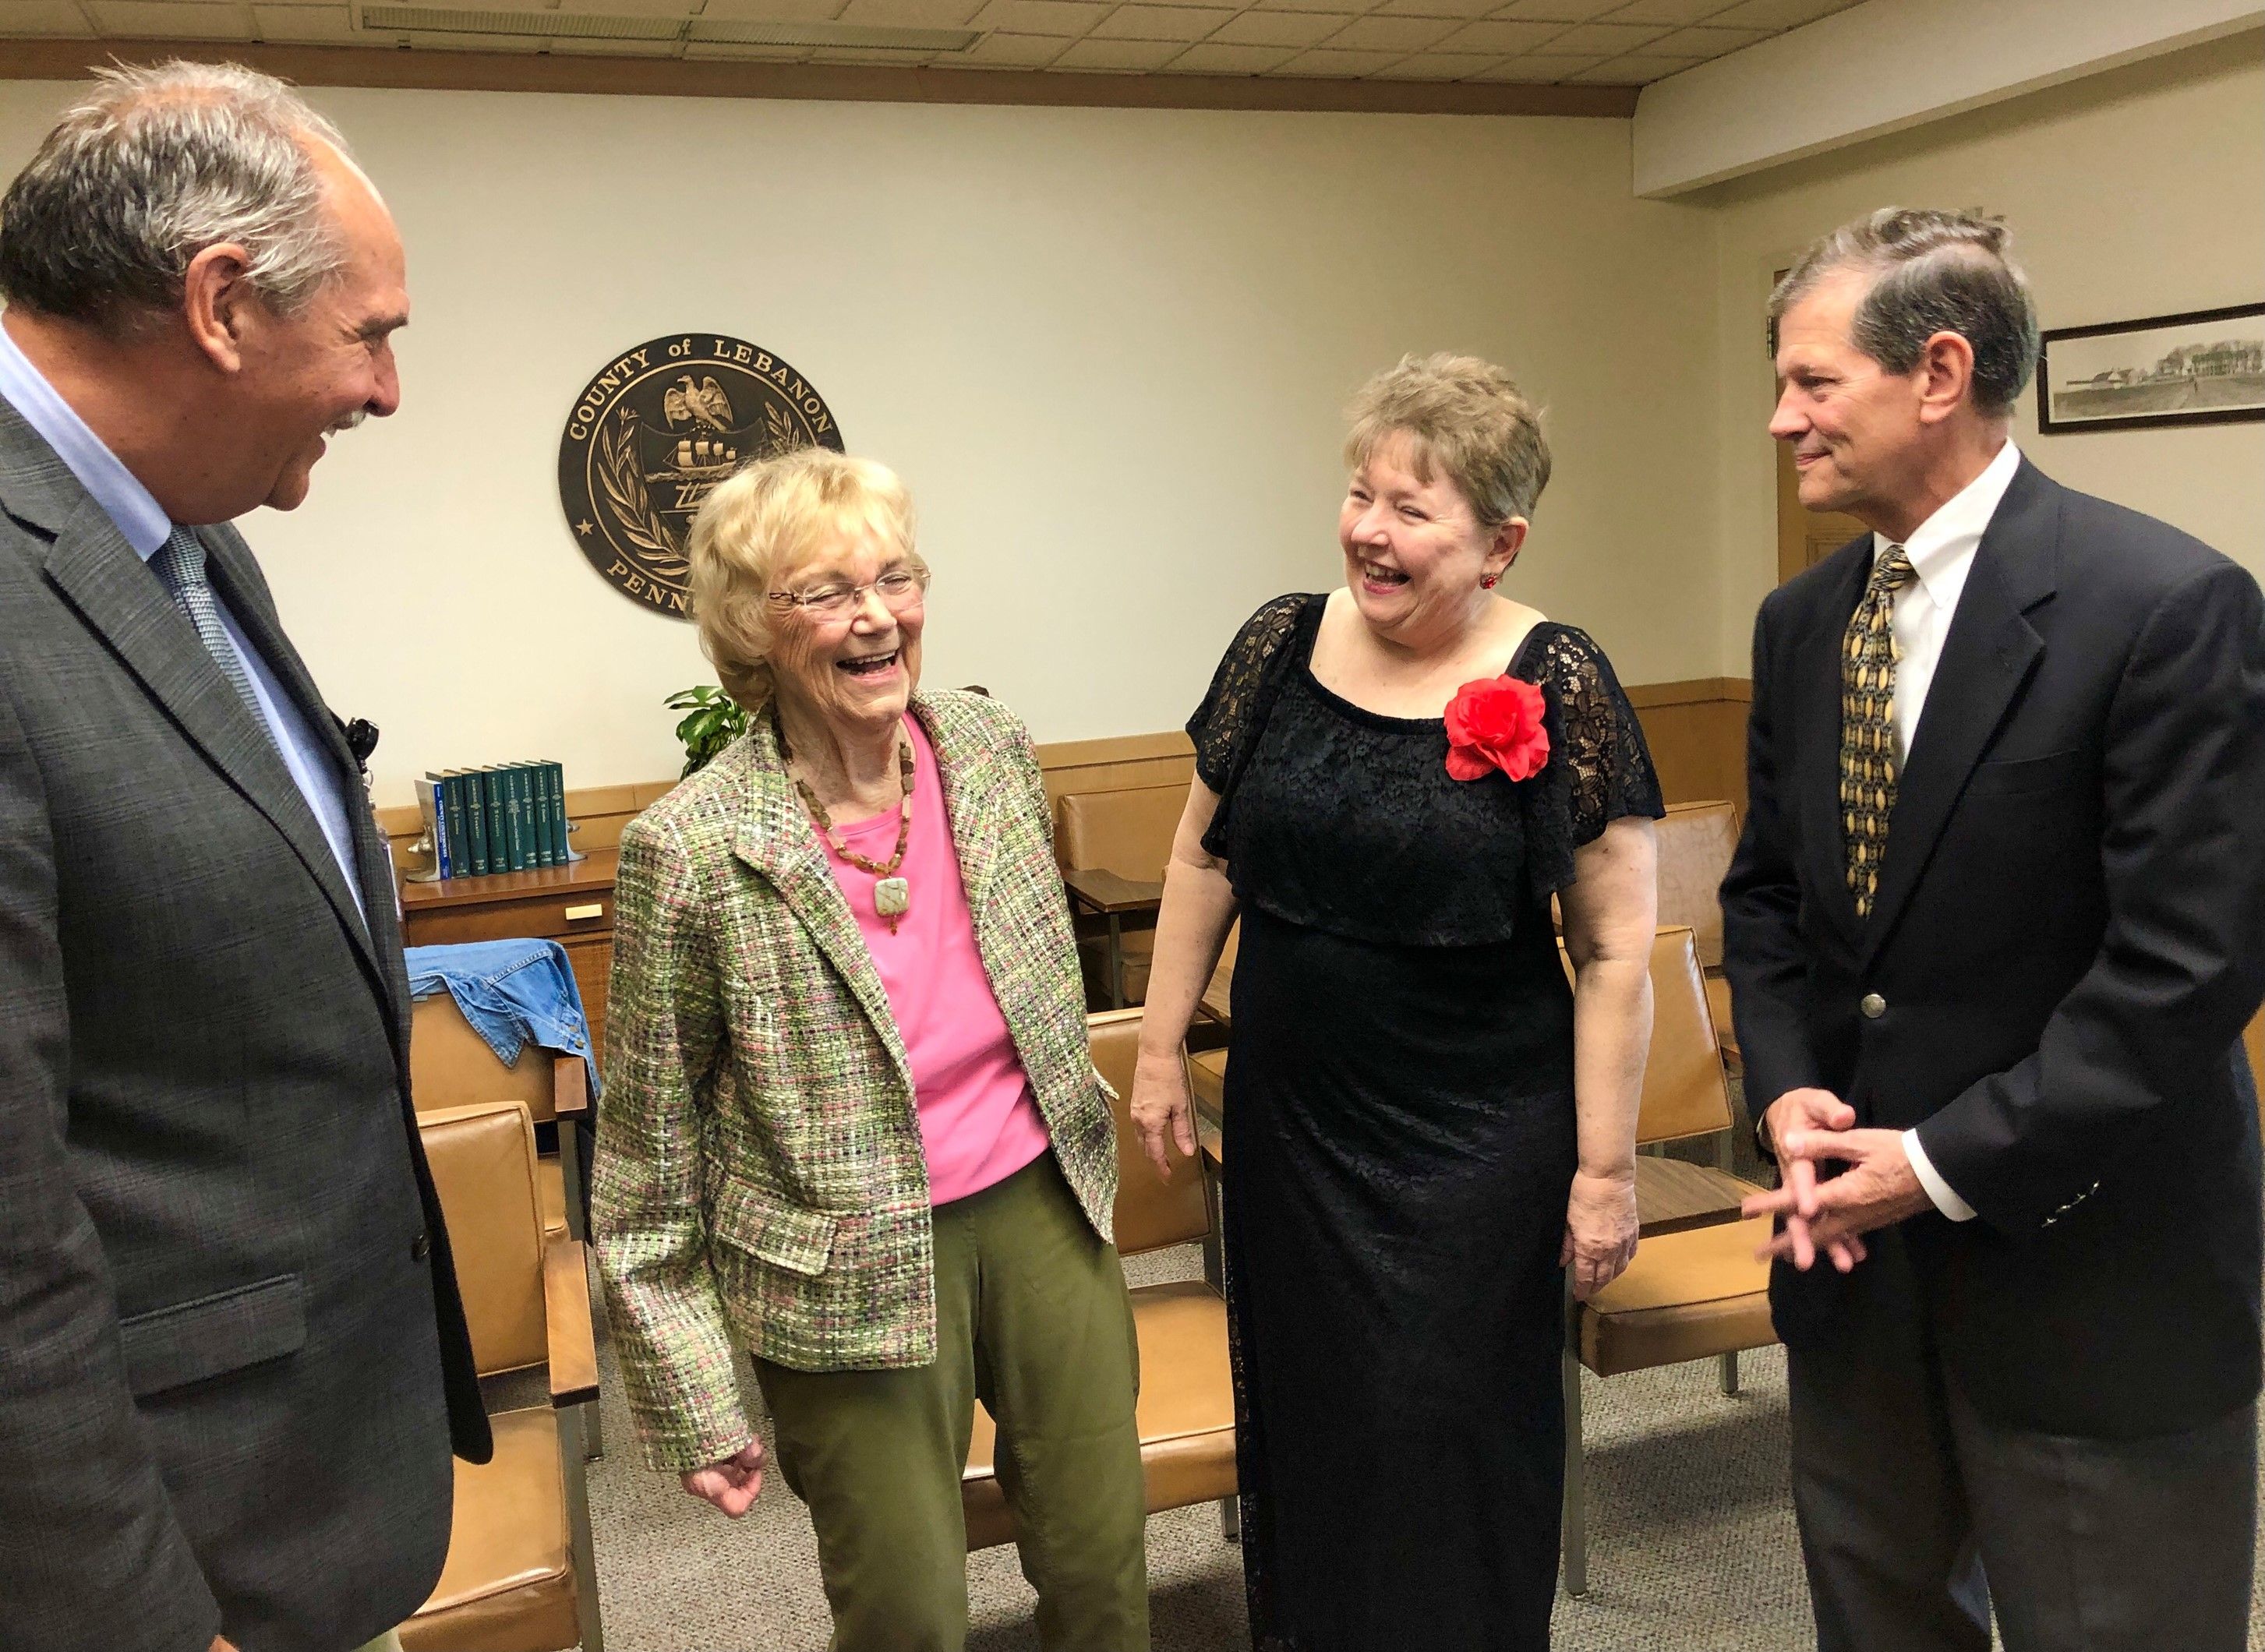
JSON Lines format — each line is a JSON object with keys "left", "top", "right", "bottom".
{"left": 688, "top": 447, "right": 921, "bottom": 711}
{"left": 1343, "top": 352, "right": 1551, "bottom": 526}
{"left": 1770, "top": 208, "right": 2038, "bottom": 416}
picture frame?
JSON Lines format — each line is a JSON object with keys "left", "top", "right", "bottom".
{"left": 2037, "top": 302, "right": 2265, "bottom": 434}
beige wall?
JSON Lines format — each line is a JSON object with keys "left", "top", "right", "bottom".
{"left": 0, "top": 84, "right": 1718, "bottom": 806}
{"left": 1704, "top": 33, "right": 2265, "bottom": 672}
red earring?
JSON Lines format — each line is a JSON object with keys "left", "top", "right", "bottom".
{"left": 1480, "top": 573, "right": 1500, "bottom": 589}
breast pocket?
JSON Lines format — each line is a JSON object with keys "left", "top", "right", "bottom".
{"left": 1964, "top": 748, "right": 2089, "bottom": 800}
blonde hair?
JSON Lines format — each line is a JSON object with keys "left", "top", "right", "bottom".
{"left": 1343, "top": 352, "right": 1551, "bottom": 526}
{"left": 687, "top": 446, "right": 921, "bottom": 711}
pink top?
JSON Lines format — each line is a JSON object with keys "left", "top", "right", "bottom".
{"left": 821, "top": 715, "right": 1054, "bottom": 1207}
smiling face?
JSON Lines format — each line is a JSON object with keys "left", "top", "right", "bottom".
{"left": 765, "top": 528, "right": 927, "bottom": 742}
{"left": 1338, "top": 432, "right": 1518, "bottom": 646}
{"left": 224, "top": 141, "right": 408, "bottom": 513}
{"left": 1769, "top": 265, "right": 1928, "bottom": 526}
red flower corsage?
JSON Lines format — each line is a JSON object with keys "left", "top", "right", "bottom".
{"left": 1444, "top": 676, "right": 1549, "bottom": 782}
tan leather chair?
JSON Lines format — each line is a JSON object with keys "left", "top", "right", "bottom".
{"left": 2246, "top": 1009, "right": 2264, "bottom": 1103}
{"left": 410, "top": 993, "right": 589, "bottom": 1243}
{"left": 400, "top": 1101, "right": 604, "bottom": 1652}
{"left": 1560, "top": 924, "right": 1774, "bottom": 1597}
{"left": 1197, "top": 918, "right": 1239, "bottom": 1030}
{"left": 961, "top": 1008, "right": 1239, "bottom": 1549}
{"left": 1056, "top": 783, "right": 1188, "bottom": 1008}
{"left": 1654, "top": 800, "right": 1742, "bottom": 1072}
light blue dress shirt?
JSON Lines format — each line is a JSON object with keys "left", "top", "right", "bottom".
{"left": 0, "top": 317, "right": 369, "bottom": 928}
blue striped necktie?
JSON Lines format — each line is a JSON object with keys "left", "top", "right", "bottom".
{"left": 152, "top": 524, "right": 272, "bottom": 741}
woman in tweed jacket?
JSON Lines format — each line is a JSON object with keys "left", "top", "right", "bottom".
{"left": 592, "top": 448, "right": 1148, "bottom": 1650}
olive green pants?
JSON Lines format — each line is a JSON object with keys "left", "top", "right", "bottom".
{"left": 754, "top": 1154, "right": 1149, "bottom": 1652}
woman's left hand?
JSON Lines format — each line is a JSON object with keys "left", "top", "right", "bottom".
{"left": 1561, "top": 1169, "right": 1639, "bottom": 1302}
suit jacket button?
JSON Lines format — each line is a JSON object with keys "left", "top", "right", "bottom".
{"left": 412, "top": 1230, "right": 431, "bottom": 1262}
{"left": 1860, "top": 993, "right": 1887, "bottom": 1019}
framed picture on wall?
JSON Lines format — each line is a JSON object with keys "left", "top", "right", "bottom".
{"left": 2037, "top": 302, "right": 2265, "bottom": 434}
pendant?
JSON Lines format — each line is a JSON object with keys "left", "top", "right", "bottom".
{"left": 875, "top": 876, "right": 911, "bottom": 927}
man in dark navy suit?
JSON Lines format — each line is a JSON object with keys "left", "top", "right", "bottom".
{"left": 1726, "top": 208, "right": 2265, "bottom": 1651}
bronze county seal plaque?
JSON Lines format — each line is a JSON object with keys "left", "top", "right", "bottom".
{"left": 558, "top": 334, "right": 846, "bottom": 619}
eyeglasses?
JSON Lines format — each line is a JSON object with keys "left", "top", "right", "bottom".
{"left": 765, "top": 567, "right": 929, "bottom": 621}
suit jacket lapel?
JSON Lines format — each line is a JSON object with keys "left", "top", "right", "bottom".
{"left": 202, "top": 528, "right": 401, "bottom": 1030}
{"left": 1797, "top": 543, "right": 1869, "bottom": 947}
{"left": 920, "top": 694, "right": 1008, "bottom": 916}
{"left": 1860, "top": 461, "right": 2058, "bottom": 963}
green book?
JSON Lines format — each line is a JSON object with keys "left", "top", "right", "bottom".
{"left": 500, "top": 764, "right": 530, "bottom": 872}
{"left": 520, "top": 761, "right": 555, "bottom": 868}
{"left": 544, "top": 761, "right": 571, "bottom": 863}
{"left": 437, "top": 771, "right": 469, "bottom": 879}
{"left": 453, "top": 768, "right": 489, "bottom": 877}
{"left": 480, "top": 766, "right": 511, "bottom": 872}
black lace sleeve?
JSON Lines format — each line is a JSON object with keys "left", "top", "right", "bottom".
{"left": 1527, "top": 624, "right": 1666, "bottom": 848}
{"left": 1186, "top": 594, "right": 1313, "bottom": 792}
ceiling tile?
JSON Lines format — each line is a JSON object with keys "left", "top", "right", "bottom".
{"left": 698, "top": 0, "right": 850, "bottom": 22}
{"left": 809, "top": 43, "right": 943, "bottom": 57}
{"left": 836, "top": 0, "right": 985, "bottom": 23}
{"left": 1704, "top": 0, "right": 1851, "bottom": 26}
{"left": 0, "top": 0, "right": 95, "bottom": 32}
{"left": 1089, "top": 3, "right": 1231, "bottom": 39}
{"left": 1594, "top": 0, "right": 1735, "bottom": 22}
{"left": 1269, "top": 44, "right": 1401, "bottom": 72}
{"left": 964, "top": 0, "right": 1103, "bottom": 33}
{"left": 1536, "top": 18, "right": 1664, "bottom": 51}
{"left": 553, "top": 0, "right": 695, "bottom": 12}
{"left": 1568, "top": 48, "right": 1697, "bottom": 78}
{"left": 1432, "top": 17, "right": 1558, "bottom": 54}
{"left": 87, "top": 0, "right": 249, "bottom": 34}
{"left": 1645, "top": 19, "right": 1765, "bottom": 55}
{"left": 1164, "top": 37, "right": 1295, "bottom": 69}
{"left": 549, "top": 32, "right": 684, "bottom": 48}
{"left": 1490, "top": 0, "right": 1625, "bottom": 19}
{"left": 957, "top": 26, "right": 1064, "bottom": 59}
{"left": 1370, "top": 49, "right": 1499, "bottom": 77}
{"left": 1467, "top": 51, "right": 1599, "bottom": 77}
{"left": 253, "top": 4, "right": 357, "bottom": 37}
{"left": 1319, "top": 12, "right": 1454, "bottom": 50}
{"left": 1051, "top": 32, "right": 1180, "bottom": 63}
{"left": 1210, "top": 9, "right": 1341, "bottom": 45}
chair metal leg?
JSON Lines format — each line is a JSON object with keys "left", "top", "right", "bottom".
{"left": 1561, "top": 1336, "right": 1588, "bottom": 1597}
{"left": 1107, "top": 913, "right": 1126, "bottom": 1009}
{"left": 1719, "top": 1350, "right": 1740, "bottom": 1396}
{"left": 559, "top": 1121, "right": 588, "bottom": 1244}
{"left": 560, "top": 1402, "right": 606, "bottom": 1652}
{"left": 1220, "top": 1497, "right": 1241, "bottom": 1543}
{"left": 585, "top": 1401, "right": 606, "bottom": 1461}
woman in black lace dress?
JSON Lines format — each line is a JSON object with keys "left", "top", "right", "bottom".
{"left": 1129, "top": 355, "right": 1663, "bottom": 1651}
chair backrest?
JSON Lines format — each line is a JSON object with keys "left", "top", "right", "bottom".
{"left": 411, "top": 993, "right": 557, "bottom": 1124}
{"left": 1557, "top": 924, "right": 1733, "bottom": 1146}
{"left": 1637, "top": 926, "right": 1734, "bottom": 1145}
{"left": 418, "top": 1099, "right": 547, "bottom": 1378}
{"left": 1089, "top": 1008, "right": 1211, "bottom": 1256}
{"left": 1654, "top": 800, "right": 1739, "bottom": 970}
{"left": 1056, "top": 783, "right": 1189, "bottom": 881}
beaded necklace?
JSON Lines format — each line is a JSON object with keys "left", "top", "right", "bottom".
{"left": 775, "top": 707, "right": 917, "bottom": 933}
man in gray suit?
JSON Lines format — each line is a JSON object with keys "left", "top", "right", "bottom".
{"left": 0, "top": 63, "right": 489, "bottom": 1652}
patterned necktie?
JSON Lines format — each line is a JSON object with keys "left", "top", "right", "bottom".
{"left": 1841, "top": 543, "right": 1915, "bottom": 920}
{"left": 152, "top": 524, "right": 271, "bottom": 738}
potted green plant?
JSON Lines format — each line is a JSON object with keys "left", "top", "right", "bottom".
{"left": 666, "top": 685, "right": 749, "bottom": 778}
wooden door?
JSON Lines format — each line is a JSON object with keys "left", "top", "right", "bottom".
{"left": 1776, "top": 441, "right": 1871, "bottom": 583}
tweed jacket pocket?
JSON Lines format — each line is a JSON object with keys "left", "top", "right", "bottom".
{"left": 711, "top": 1177, "right": 837, "bottom": 1276}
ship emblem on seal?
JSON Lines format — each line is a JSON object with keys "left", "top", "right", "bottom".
{"left": 558, "top": 334, "right": 846, "bottom": 619}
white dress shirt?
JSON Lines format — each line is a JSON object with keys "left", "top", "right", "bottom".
{"left": 0, "top": 316, "right": 368, "bottom": 928}
{"left": 1878, "top": 438, "right": 2023, "bottom": 1223}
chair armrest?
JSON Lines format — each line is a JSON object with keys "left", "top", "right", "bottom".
{"left": 551, "top": 1053, "right": 589, "bottom": 1117}
{"left": 543, "top": 1237, "right": 601, "bottom": 1410}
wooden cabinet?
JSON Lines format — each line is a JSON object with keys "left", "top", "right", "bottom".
{"left": 400, "top": 848, "right": 619, "bottom": 1057}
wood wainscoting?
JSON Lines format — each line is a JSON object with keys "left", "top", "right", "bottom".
{"left": 379, "top": 678, "right": 1752, "bottom": 868}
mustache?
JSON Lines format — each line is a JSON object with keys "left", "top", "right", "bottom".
{"left": 328, "top": 409, "right": 368, "bottom": 436}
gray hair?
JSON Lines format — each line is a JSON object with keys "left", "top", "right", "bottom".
{"left": 1770, "top": 207, "right": 2040, "bottom": 417}
{"left": 1344, "top": 352, "right": 1551, "bottom": 528}
{"left": 0, "top": 62, "right": 352, "bottom": 334}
